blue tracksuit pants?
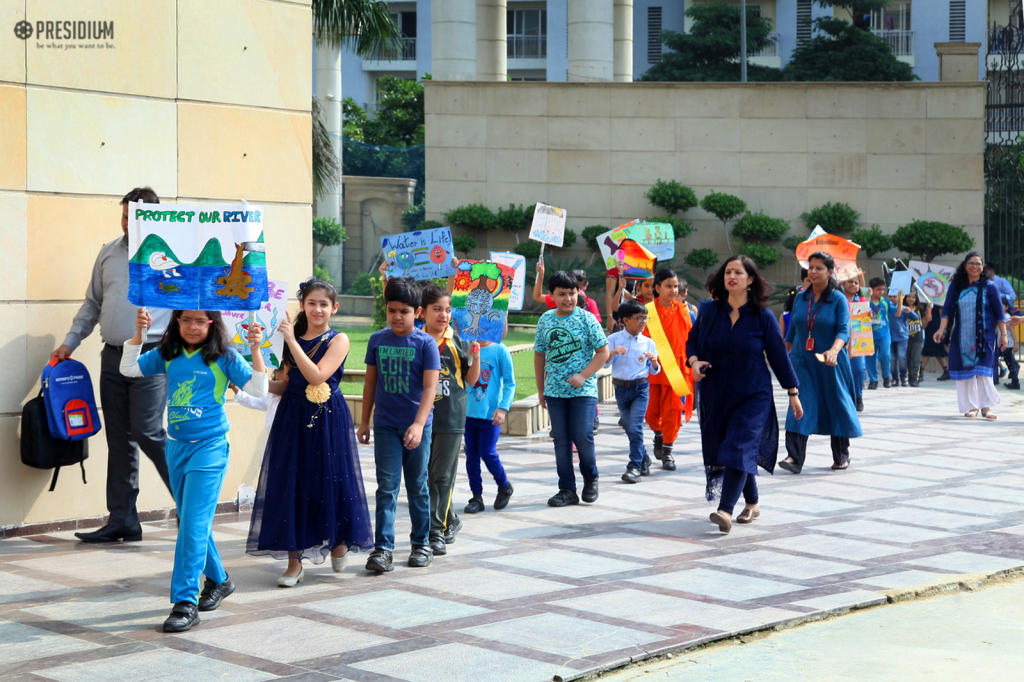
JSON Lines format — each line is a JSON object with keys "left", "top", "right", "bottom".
{"left": 167, "top": 435, "right": 229, "bottom": 605}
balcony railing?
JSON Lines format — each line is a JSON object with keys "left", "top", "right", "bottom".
{"left": 368, "top": 36, "right": 416, "bottom": 62}
{"left": 873, "top": 30, "right": 914, "bottom": 56}
{"left": 990, "top": 25, "right": 1024, "bottom": 55}
{"left": 749, "top": 33, "right": 779, "bottom": 58}
{"left": 507, "top": 35, "right": 547, "bottom": 59}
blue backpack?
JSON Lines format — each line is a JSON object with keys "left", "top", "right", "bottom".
{"left": 42, "top": 357, "right": 102, "bottom": 441}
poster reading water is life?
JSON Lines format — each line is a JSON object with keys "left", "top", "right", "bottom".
{"left": 221, "top": 279, "right": 288, "bottom": 368}
{"left": 380, "top": 226, "right": 457, "bottom": 281}
{"left": 528, "top": 203, "right": 567, "bottom": 247}
{"left": 849, "top": 301, "right": 875, "bottom": 358}
{"left": 451, "top": 260, "right": 516, "bottom": 343}
{"left": 127, "top": 202, "right": 268, "bottom": 311}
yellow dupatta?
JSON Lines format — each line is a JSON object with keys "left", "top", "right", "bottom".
{"left": 645, "top": 300, "right": 693, "bottom": 402}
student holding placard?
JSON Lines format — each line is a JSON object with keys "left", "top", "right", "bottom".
{"left": 866, "top": 278, "right": 894, "bottom": 389}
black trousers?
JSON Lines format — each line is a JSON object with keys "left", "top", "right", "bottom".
{"left": 99, "top": 344, "right": 171, "bottom": 528}
{"left": 785, "top": 431, "right": 850, "bottom": 467}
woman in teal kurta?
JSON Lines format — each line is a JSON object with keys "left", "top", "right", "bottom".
{"left": 779, "top": 252, "right": 862, "bottom": 473}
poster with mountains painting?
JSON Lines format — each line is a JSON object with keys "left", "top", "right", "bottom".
{"left": 127, "top": 202, "right": 268, "bottom": 311}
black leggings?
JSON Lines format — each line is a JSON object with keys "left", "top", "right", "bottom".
{"left": 785, "top": 431, "right": 850, "bottom": 467}
{"left": 719, "top": 467, "right": 758, "bottom": 515}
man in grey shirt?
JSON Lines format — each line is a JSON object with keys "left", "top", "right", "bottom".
{"left": 52, "top": 187, "right": 173, "bottom": 543}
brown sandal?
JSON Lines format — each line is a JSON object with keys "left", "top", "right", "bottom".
{"left": 736, "top": 508, "right": 760, "bottom": 524}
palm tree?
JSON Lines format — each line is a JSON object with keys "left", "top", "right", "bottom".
{"left": 312, "top": 0, "right": 403, "bottom": 200}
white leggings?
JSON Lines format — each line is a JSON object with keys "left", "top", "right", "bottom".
{"left": 955, "top": 376, "right": 1001, "bottom": 413}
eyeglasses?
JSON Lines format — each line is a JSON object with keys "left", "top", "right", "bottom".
{"left": 178, "top": 317, "right": 213, "bottom": 328}
{"left": 966, "top": 261, "right": 984, "bottom": 268}
{"left": 628, "top": 316, "right": 649, "bottom": 322}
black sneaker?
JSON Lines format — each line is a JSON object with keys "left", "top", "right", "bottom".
{"left": 548, "top": 490, "right": 580, "bottom": 507}
{"left": 443, "top": 515, "right": 463, "bottom": 543}
{"left": 662, "top": 454, "right": 677, "bottom": 471}
{"left": 365, "top": 549, "right": 394, "bottom": 573}
{"left": 197, "top": 577, "right": 235, "bottom": 612}
{"left": 883, "top": 377, "right": 891, "bottom": 388}
{"left": 868, "top": 381, "right": 878, "bottom": 390}
{"left": 1006, "top": 380, "right": 1021, "bottom": 390}
{"left": 163, "top": 601, "right": 200, "bottom": 633}
{"left": 652, "top": 440, "right": 664, "bottom": 460}
{"left": 581, "top": 479, "right": 599, "bottom": 503}
{"left": 900, "top": 378, "right": 909, "bottom": 387}
{"left": 429, "top": 534, "right": 447, "bottom": 556}
{"left": 464, "top": 495, "right": 485, "bottom": 514}
{"left": 621, "top": 466, "right": 641, "bottom": 484}
{"left": 640, "top": 455, "right": 651, "bottom": 476}
{"left": 937, "top": 370, "right": 951, "bottom": 381}
{"left": 856, "top": 396, "right": 864, "bottom": 412}
{"left": 408, "top": 545, "right": 432, "bottom": 568}
{"left": 593, "top": 415, "right": 600, "bottom": 433}
{"left": 494, "top": 483, "right": 514, "bottom": 510}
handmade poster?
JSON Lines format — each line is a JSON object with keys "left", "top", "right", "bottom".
{"left": 888, "top": 271, "right": 913, "bottom": 297}
{"left": 127, "top": 202, "right": 267, "bottom": 310}
{"left": 528, "top": 203, "right": 567, "bottom": 247}
{"left": 796, "top": 233, "right": 861, "bottom": 282}
{"left": 614, "top": 239, "right": 657, "bottom": 278}
{"left": 849, "top": 301, "right": 875, "bottom": 358}
{"left": 451, "top": 260, "right": 515, "bottom": 343}
{"left": 598, "top": 221, "right": 675, "bottom": 271}
{"left": 490, "top": 251, "right": 526, "bottom": 311}
{"left": 909, "top": 260, "right": 955, "bottom": 305}
{"left": 222, "top": 279, "right": 288, "bottom": 368}
{"left": 380, "top": 226, "right": 456, "bottom": 280}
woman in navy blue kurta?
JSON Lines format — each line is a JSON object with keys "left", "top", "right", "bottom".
{"left": 780, "top": 252, "right": 862, "bottom": 474}
{"left": 687, "top": 256, "right": 800, "bottom": 533}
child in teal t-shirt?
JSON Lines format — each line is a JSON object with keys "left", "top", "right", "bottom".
{"left": 533, "top": 267, "right": 609, "bottom": 508}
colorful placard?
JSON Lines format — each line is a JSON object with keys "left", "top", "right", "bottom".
{"left": 796, "top": 233, "right": 861, "bottom": 283}
{"left": 127, "top": 202, "right": 267, "bottom": 311}
{"left": 221, "top": 279, "right": 288, "bottom": 368}
{"left": 849, "top": 301, "right": 875, "bottom": 358}
{"left": 908, "top": 260, "right": 955, "bottom": 306}
{"left": 529, "top": 203, "right": 567, "bottom": 247}
{"left": 490, "top": 251, "right": 526, "bottom": 311}
{"left": 451, "top": 260, "right": 515, "bottom": 343}
{"left": 598, "top": 221, "right": 676, "bottom": 271}
{"left": 614, "top": 239, "right": 657, "bottom": 278}
{"left": 380, "top": 226, "right": 456, "bottom": 281}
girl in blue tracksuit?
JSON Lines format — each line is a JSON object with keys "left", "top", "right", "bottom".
{"left": 462, "top": 340, "right": 516, "bottom": 514}
{"left": 121, "top": 307, "right": 266, "bottom": 633}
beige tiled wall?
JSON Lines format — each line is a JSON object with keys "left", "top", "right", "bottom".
{"left": 1, "top": 0, "right": 312, "bottom": 530}
{"left": 425, "top": 81, "right": 987, "bottom": 281}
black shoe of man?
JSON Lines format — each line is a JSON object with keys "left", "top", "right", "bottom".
{"left": 464, "top": 495, "right": 485, "bottom": 514}
{"left": 163, "top": 601, "right": 200, "bottom": 633}
{"left": 621, "top": 466, "right": 641, "bottom": 484}
{"left": 408, "top": 545, "right": 432, "bottom": 568}
{"left": 443, "top": 515, "right": 463, "bottom": 543}
{"left": 581, "top": 479, "right": 599, "bottom": 503}
{"left": 75, "top": 524, "right": 143, "bottom": 543}
{"left": 548, "top": 490, "right": 580, "bottom": 507}
{"left": 640, "top": 455, "right": 651, "bottom": 476}
{"left": 494, "top": 483, "right": 514, "bottom": 510}
{"left": 365, "top": 549, "right": 394, "bottom": 573}
{"left": 429, "top": 534, "right": 447, "bottom": 556}
{"left": 662, "top": 454, "right": 677, "bottom": 471}
{"left": 198, "top": 577, "right": 235, "bottom": 612}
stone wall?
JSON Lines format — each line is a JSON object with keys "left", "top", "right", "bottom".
{"left": 424, "top": 81, "right": 986, "bottom": 283}
{"left": 0, "top": 0, "right": 313, "bottom": 531}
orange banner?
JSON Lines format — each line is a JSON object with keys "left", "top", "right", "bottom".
{"left": 796, "top": 234, "right": 861, "bottom": 281}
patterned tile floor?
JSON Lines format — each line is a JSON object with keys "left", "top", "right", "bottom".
{"left": 3, "top": 378, "right": 1024, "bottom": 681}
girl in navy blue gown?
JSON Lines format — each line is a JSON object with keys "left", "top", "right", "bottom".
{"left": 687, "top": 256, "right": 801, "bottom": 533}
{"left": 247, "top": 279, "right": 373, "bottom": 585}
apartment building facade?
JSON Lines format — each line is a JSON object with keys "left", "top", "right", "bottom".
{"left": 340, "top": 0, "right": 994, "bottom": 108}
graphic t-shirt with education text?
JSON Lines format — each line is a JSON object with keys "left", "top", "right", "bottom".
{"left": 365, "top": 328, "right": 441, "bottom": 430}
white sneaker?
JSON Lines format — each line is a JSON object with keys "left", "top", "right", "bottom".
{"left": 277, "top": 567, "right": 304, "bottom": 587}
{"left": 331, "top": 553, "right": 348, "bottom": 573}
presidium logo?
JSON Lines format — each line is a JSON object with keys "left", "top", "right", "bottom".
{"left": 13, "top": 19, "right": 114, "bottom": 48}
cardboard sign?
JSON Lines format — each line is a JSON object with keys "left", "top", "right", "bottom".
{"left": 490, "top": 251, "right": 526, "bottom": 311}
{"left": 529, "top": 203, "right": 567, "bottom": 247}
{"left": 908, "top": 260, "right": 955, "bottom": 306}
{"left": 380, "top": 226, "right": 457, "bottom": 281}
{"left": 451, "top": 260, "right": 515, "bottom": 343}
{"left": 127, "top": 202, "right": 267, "bottom": 311}
{"left": 613, "top": 239, "right": 658, "bottom": 278}
{"left": 849, "top": 301, "right": 875, "bottom": 358}
{"left": 221, "top": 279, "right": 288, "bottom": 368}
{"left": 598, "top": 221, "right": 675, "bottom": 272}
{"left": 796, "top": 233, "right": 861, "bottom": 283}
{"left": 888, "top": 271, "right": 913, "bottom": 297}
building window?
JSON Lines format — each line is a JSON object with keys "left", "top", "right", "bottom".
{"left": 796, "top": 0, "right": 812, "bottom": 44}
{"left": 507, "top": 9, "right": 547, "bottom": 58}
{"left": 871, "top": 2, "right": 910, "bottom": 32}
{"left": 949, "top": 1, "right": 966, "bottom": 42}
{"left": 648, "top": 7, "right": 663, "bottom": 63}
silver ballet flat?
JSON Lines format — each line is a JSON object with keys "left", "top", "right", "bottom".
{"left": 331, "top": 554, "right": 349, "bottom": 573}
{"left": 277, "top": 567, "right": 304, "bottom": 587}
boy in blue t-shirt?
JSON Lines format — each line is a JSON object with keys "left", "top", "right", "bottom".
{"left": 867, "top": 277, "right": 894, "bottom": 388}
{"left": 358, "top": 278, "right": 441, "bottom": 573}
{"left": 534, "top": 268, "right": 610, "bottom": 508}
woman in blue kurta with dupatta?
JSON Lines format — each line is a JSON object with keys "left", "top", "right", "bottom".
{"left": 933, "top": 252, "right": 1008, "bottom": 419}
{"left": 686, "top": 256, "right": 801, "bottom": 534}
{"left": 779, "top": 252, "right": 862, "bottom": 474}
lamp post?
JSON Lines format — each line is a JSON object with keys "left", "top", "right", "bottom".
{"left": 740, "top": 0, "right": 747, "bottom": 82}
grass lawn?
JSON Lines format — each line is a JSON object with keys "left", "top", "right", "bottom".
{"left": 332, "top": 324, "right": 538, "bottom": 400}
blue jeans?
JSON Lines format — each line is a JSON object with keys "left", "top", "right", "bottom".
{"left": 546, "top": 396, "right": 599, "bottom": 492}
{"left": 718, "top": 467, "right": 758, "bottom": 516}
{"left": 890, "top": 339, "right": 908, "bottom": 380}
{"left": 867, "top": 333, "right": 891, "bottom": 382}
{"left": 614, "top": 382, "right": 650, "bottom": 467}
{"left": 464, "top": 417, "right": 508, "bottom": 496}
{"left": 849, "top": 354, "right": 865, "bottom": 398}
{"left": 372, "top": 424, "right": 432, "bottom": 551}
{"left": 167, "top": 435, "right": 229, "bottom": 605}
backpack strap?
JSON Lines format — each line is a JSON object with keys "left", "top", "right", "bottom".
{"left": 48, "top": 467, "right": 60, "bottom": 492}
{"left": 79, "top": 459, "right": 87, "bottom": 484}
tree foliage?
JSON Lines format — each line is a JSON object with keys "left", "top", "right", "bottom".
{"left": 850, "top": 224, "right": 893, "bottom": 258}
{"left": 313, "top": 0, "right": 403, "bottom": 55}
{"left": 786, "top": 16, "right": 915, "bottom": 82}
{"left": 582, "top": 225, "right": 609, "bottom": 252}
{"left": 800, "top": 201, "right": 860, "bottom": 233}
{"left": 645, "top": 180, "right": 699, "bottom": 215}
{"left": 732, "top": 211, "right": 790, "bottom": 242}
{"left": 401, "top": 201, "right": 425, "bottom": 230}
{"left": 738, "top": 242, "right": 782, "bottom": 269}
{"left": 640, "top": 3, "right": 782, "bottom": 82}
{"left": 495, "top": 203, "right": 533, "bottom": 238}
{"left": 444, "top": 204, "right": 497, "bottom": 233}
{"left": 700, "top": 192, "right": 747, "bottom": 225}
{"left": 781, "top": 235, "right": 805, "bottom": 253}
{"left": 343, "top": 76, "right": 424, "bottom": 146}
{"left": 891, "top": 220, "right": 974, "bottom": 263}
{"left": 313, "top": 216, "right": 346, "bottom": 263}
{"left": 312, "top": 97, "right": 341, "bottom": 201}
{"left": 685, "top": 248, "right": 720, "bottom": 271}
{"left": 452, "top": 235, "right": 478, "bottom": 256}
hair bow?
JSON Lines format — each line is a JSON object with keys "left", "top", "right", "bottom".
{"left": 296, "top": 276, "right": 316, "bottom": 298}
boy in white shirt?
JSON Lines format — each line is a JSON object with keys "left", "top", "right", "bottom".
{"left": 230, "top": 369, "right": 282, "bottom": 432}
{"left": 605, "top": 299, "right": 661, "bottom": 483}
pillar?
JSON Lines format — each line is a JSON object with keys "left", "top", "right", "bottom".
{"left": 314, "top": 39, "right": 344, "bottom": 283}
{"left": 934, "top": 42, "right": 982, "bottom": 82}
{"left": 477, "top": 0, "right": 507, "bottom": 81}
{"left": 433, "top": 0, "right": 477, "bottom": 81}
{"left": 613, "top": 0, "right": 633, "bottom": 82}
{"left": 567, "top": 0, "right": 614, "bottom": 82}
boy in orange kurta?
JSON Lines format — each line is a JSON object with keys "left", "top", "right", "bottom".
{"left": 643, "top": 270, "right": 694, "bottom": 471}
